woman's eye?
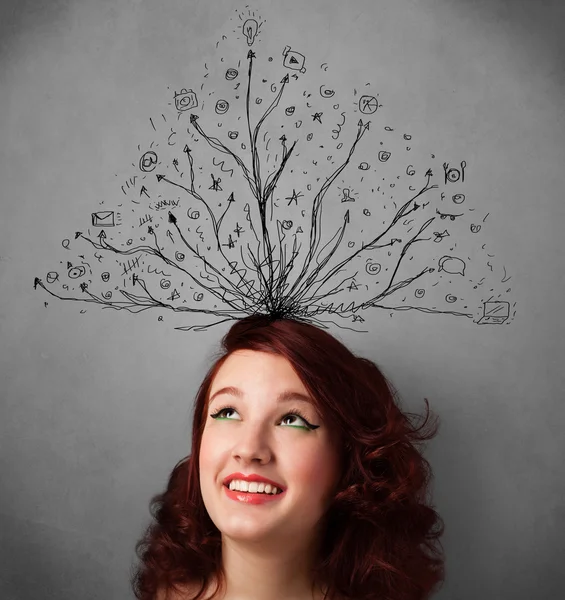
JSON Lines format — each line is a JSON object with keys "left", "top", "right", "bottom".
{"left": 210, "top": 407, "right": 314, "bottom": 429}
{"left": 280, "top": 414, "right": 306, "bottom": 427}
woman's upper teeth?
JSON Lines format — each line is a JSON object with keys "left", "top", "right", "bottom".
{"left": 228, "top": 479, "right": 282, "bottom": 494}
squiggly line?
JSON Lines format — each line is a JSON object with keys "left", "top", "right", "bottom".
{"left": 196, "top": 226, "right": 205, "bottom": 243}
{"left": 147, "top": 265, "right": 171, "bottom": 277}
{"left": 212, "top": 157, "right": 234, "bottom": 177}
{"left": 332, "top": 112, "right": 346, "bottom": 140}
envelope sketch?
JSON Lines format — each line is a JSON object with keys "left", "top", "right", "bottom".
{"left": 91, "top": 211, "right": 115, "bottom": 227}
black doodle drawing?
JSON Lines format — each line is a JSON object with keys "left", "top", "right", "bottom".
{"left": 35, "top": 6, "right": 516, "bottom": 332}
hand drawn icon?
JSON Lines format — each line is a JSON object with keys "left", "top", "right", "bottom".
{"left": 438, "top": 256, "right": 466, "bottom": 276}
{"left": 452, "top": 193, "right": 465, "bottom": 204}
{"left": 477, "top": 301, "right": 510, "bottom": 324}
{"left": 433, "top": 230, "right": 450, "bottom": 243}
{"left": 320, "top": 85, "right": 335, "bottom": 98}
{"left": 470, "top": 224, "right": 481, "bottom": 233}
{"left": 215, "top": 99, "right": 230, "bottom": 115}
{"left": 242, "top": 19, "right": 259, "bottom": 46}
{"left": 436, "top": 208, "right": 463, "bottom": 221}
{"left": 68, "top": 266, "right": 86, "bottom": 279}
{"left": 92, "top": 211, "right": 115, "bottom": 227}
{"left": 282, "top": 46, "right": 306, "bottom": 73}
{"left": 365, "top": 261, "right": 381, "bottom": 275}
{"left": 359, "top": 95, "right": 378, "bottom": 114}
{"left": 174, "top": 89, "right": 198, "bottom": 112}
{"left": 443, "top": 161, "right": 466, "bottom": 184}
{"left": 139, "top": 151, "right": 158, "bottom": 172}
{"left": 36, "top": 14, "right": 513, "bottom": 333}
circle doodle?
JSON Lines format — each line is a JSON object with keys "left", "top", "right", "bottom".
{"left": 215, "top": 100, "right": 229, "bottom": 114}
{"left": 359, "top": 95, "right": 378, "bottom": 114}
{"left": 68, "top": 266, "right": 86, "bottom": 279}
{"left": 139, "top": 151, "right": 158, "bottom": 172}
{"left": 320, "top": 85, "right": 335, "bottom": 98}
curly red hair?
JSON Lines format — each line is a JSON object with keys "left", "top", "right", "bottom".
{"left": 131, "top": 315, "right": 445, "bottom": 600}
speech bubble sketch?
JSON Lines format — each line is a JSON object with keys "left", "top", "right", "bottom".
{"left": 438, "top": 256, "right": 466, "bottom": 276}
{"left": 35, "top": 7, "right": 515, "bottom": 332}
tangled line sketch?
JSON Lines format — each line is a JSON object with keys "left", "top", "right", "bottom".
{"left": 35, "top": 7, "right": 515, "bottom": 332}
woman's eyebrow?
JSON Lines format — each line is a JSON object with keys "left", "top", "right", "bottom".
{"left": 209, "top": 385, "right": 313, "bottom": 405}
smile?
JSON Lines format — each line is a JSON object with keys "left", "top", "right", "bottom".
{"left": 223, "top": 484, "right": 287, "bottom": 505}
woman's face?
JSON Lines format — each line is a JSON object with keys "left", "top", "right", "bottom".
{"left": 199, "top": 349, "right": 342, "bottom": 547}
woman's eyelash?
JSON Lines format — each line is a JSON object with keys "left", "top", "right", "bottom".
{"left": 209, "top": 404, "right": 319, "bottom": 430}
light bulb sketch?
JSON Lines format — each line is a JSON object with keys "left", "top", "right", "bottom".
{"left": 242, "top": 19, "right": 259, "bottom": 46}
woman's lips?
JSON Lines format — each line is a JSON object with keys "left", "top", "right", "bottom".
{"left": 223, "top": 484, "right": 286, "bottom": 505}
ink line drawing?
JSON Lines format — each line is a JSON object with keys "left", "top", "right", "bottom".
{"left": 35, "top": 6, "right": 515, "bottom": 332}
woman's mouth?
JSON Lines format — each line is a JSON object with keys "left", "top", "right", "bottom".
{"left": 223, "top": 484, "right": 287, "bottom": 505}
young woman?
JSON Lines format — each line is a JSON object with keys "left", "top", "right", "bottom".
{"left": 131, "top": 315, "right": 445, "bottom": 600}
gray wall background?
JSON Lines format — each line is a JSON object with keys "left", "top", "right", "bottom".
{"left": 1, "top": 0, "right": 564, "bottom": 598}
